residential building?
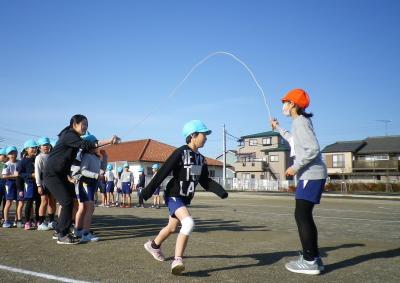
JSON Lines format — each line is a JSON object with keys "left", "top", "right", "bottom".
{"left": 235, "top": 131, "right": 292, "bottom": 180}
{"left": 322, "top": 136, "right": 400, "bottom": 181}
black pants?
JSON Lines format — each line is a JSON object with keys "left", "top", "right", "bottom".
{"left": 137, "top": 188, "right": 144, "bottom": 205}
{"left": 44, "top": 173, "right": 75, "bottom": 237}
{"left": 295, "top": 199, "right": 319, "bottom": 261}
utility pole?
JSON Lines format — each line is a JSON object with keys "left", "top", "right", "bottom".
{"left": 376, "top": 120, "right": 392, "bottom": 136}
{"left": 223, "top": 124, "right": 226, "bottom": 188}
{"left": 376, "top": 119, "right": 393, "bottom": 192}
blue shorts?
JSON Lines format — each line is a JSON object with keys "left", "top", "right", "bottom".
{"left": 77, "top": 182, "right": 96, "bottom": 202}
{"left": 24, "top": 180, "right": 36, "bottom": 200}
{"left": 106, "top": 181, "right": 115, "bottom": 193}
{"left": 5, "top": 180, "right": 17, "bottom": 201}
{"left": 165, "top": 196, "right": 188, "bottom": 217}
{"left": 295, "top": 179, "right": 326, "bottom": 204}
{"left": 122, "top": 182, "right": 131, "bottom": 194}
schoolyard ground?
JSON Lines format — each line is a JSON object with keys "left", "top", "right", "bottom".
{"left": 0, "top": 192, "right": 399, "bottom": 282}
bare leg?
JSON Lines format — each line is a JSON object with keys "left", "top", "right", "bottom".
{"left": 154, "top": 216, "right": 180, "bottom": 246}
{"left": 173, "top": 207, "right": 191, "bottom": 258}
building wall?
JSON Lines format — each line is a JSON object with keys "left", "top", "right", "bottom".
{"left": 323, "top": 152, "right": 353, "bottom": 174}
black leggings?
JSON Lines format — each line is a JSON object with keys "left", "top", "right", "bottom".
{"left": 45, "top": 174, "right": 75, "bottom": 237}
{"left": 295, "top": 199, "right": 319, "bottom": 261}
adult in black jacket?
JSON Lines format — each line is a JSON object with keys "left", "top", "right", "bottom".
{"left": 44, "top": 114, "right": 119, "bottom": 244}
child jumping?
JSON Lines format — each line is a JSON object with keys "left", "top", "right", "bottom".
{"left": 271, "top": 89, "right": 327, "bottom": 275}
{"left": 142, "top": 120, "right": 228, "bottom": 275}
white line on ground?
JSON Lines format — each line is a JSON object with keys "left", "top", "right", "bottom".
{"left": 0, "top": 264, "right": 95, "bottom": 283}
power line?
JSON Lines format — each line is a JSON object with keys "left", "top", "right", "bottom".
{"left": 0, "top": 126, "right": 42, "bottom": 138}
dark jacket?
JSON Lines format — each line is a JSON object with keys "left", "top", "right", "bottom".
{"left": 45, "top": 128, "right": 95, "bottom": 176}
{"left": 141, "top": 145, "right": 227, "bottom": 204}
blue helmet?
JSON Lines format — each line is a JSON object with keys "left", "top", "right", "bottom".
{"left": 6, "top": 146, "right": 18, "bottom": 155}
{"left": 117, "top": 166, "right": 123, "bottom": 173}
{"left": 106, "top": 164, "right": 113, "bottom": 171}
{"left": 182, "top": 120, "right": 212, "bottom": 138}
{"left": 0, "top": 147, "right": 7, "bottom": 155}
{"left": 123, "top": 162, "right": 129, "bottom": 168}
{"left": 37, "top": 137, "right": 51, "bottom": 146}
{"left": 138, "top": 166, "right": 144, "bottom": 173}
{"left": 23, "top": 139, "right": 38, "bottom": 150}
{"left": 152, "top": 163, "right": 160, "bottom": 170}
{"left": 81, "top": 133, "right": 98, "bottom": 143}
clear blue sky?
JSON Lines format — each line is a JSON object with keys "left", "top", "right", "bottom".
{"left": 1, "top": 0, "right": 399, "bottom": 158}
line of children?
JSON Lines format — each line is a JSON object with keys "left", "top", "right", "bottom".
{"left": 142, "top": 120, "right": 228, "bottom": 275}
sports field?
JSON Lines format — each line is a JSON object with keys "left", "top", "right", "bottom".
{"left": 1, "top": 192, "right": 399, "bottom": 282}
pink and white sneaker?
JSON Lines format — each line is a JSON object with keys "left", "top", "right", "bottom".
{"left": 144, "top": 240, "right": 165, "bottom": 261}
{"left": 171, "top": 257, "right": 185, "bottom": 275}
{"left": 24, "top": 222, "right": 31, "bottom": 230}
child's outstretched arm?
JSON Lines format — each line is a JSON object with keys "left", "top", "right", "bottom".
{"left": 141, "top": 147, "right": 182, "bottom": 201}
{"left": 199, "top": 163, "right": 228, "bottom": 199}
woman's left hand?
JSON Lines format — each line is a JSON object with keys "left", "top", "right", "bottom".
{"left": 285, "top": 167, "right": 297, "bottom": 176}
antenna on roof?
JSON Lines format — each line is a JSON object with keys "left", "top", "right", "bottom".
{"left": 376, "top": 120, "right": 392, "bottom": 136}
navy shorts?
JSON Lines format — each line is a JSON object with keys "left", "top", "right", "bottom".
{"left": 77, "top": 182, "right": 96, "bottom": 202}
{"left": 122, "top": 182, "right": 131, "bottom": 194}
{"left": 295, "top": 179, "right": 326, "bottom": 204}
{"left": 5, "top": 180, "right": 17, "bottom": 201}
{"left": 153, "top": 187, "right": 160, "bottom": 196}
{"left": 24, "top": 180, "right": 36, "bottom": 200}
{"left": 106, "top": 181, "right": 115, "bottom": 193}
{"left": 165, "top": 196, "right": 188, "bottom": 217}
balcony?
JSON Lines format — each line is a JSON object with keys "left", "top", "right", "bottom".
{"left": 353, "top": 160, "right": 399, "bottom": 171}
{"left": 235, "top": 160, "right": 265, "bottom": 172}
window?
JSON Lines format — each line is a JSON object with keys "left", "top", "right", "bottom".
{"left": 333, "top": 154, "right": 345, "bottom": 168}
{"left": 249, "top": 139, "right": 257, "bottom": 146}
{"left": 209, "top": 170, "right": 215, "bottom": 177}
{"left": 238, "top": 140, "right": 244, "bottom": 147}
{"left": 262, "top": 137, "right": 272, "bottom": 146}
{"left": 269, "top": 155, "right": 279, "bottom": 162}
{"left": 251, "top": 174, "right": 255, "bottom": 179}
{"left": 280, "top": 138, "right": 285, "bottom": 145}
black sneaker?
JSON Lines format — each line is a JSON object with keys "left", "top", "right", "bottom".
{"left": 57, "top": 234, "right": 80, "bottom": 245}
{"left": 52, "top": 231, "right": 60, "bottom": 240}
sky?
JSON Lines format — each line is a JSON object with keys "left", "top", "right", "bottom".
{"left": 1, "top": 0, "right": 399, "bottom": 158}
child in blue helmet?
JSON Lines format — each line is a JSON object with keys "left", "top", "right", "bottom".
{"left": 105, "top": 164, "right": 115, "bottom": 206}
{"left": 0, "top": 147, "right": 8, "bottom": 222}
{"left": 120, "top": 163, "right": 134, "bottom": 208}
{"left": 115, "top": 166, "right": 123, "bottom": 207}
{"left": 72, "top": 133, "right": 107, "bottom": 242}
{"left": 2, "top": 146, "right": 21, "bottom": 228}
{"left": 35, "top": 137, "right": 57, "bottom": 230}
{"left": 150, "top": 164, "right": 161, "bottom": 209}
{"left": 142, "top": 120, "right": 228, "bottom": 275}
{"left": 135, "top": 167, "right": 145, "bottom": 208}
{"left": 17, "top": 139, "right": 40, "bottom": 230}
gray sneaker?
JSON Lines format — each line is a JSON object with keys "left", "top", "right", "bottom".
{"left": 285, "top": 254, "right": 320, "bottom": 275}
{"left": 57, "top": 234, "right": 80, "bottom": 245}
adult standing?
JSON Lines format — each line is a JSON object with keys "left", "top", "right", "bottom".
{"left": 44, "top": 114, "right": 119, "bottom": 244}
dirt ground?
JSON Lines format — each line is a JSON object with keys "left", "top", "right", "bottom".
{"left": 0, "top": 192, "right": 399, "bottom": 282}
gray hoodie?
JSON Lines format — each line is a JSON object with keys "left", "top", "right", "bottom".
{"left": 278, "top": 115, "right": 327, "bottom": 180}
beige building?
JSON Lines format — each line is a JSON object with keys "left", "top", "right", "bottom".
{"left": 235, "top": 131, "right": 292, "bottom": 180}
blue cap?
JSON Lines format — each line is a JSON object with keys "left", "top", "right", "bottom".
{"left": 0, "top": 147, "right": 7, "bottom": 155}
{"left": 37, "top": 137, "right": 51, "bottom": 146}
{"left": 117, "top": 166, "right": 123, "bottom": 173}
{"left": 106, "top": 164, "right": 113, "bottom": 171}
{"left": 6, "top": 146, "right": 18, "bottom": 155}
{"left": 23, "top": 139, "right": 38, "bottom": 150}
{"left": 182, "top": 120, "right": 212, "bottom": 138}
{"left": 138, "top": 166, "right": 144, "bottom": 173}
{"left": 81, "top": 132, "right": 98, "bottom": 143}
{"left": 152, "top": 163, "right": 160, "bottom": 170}
{"left": 123, "top": 163, "right": 129, "bottom": 168}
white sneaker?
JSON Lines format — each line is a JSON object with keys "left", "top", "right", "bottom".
{"left": 80, "top": 232, "right": 99, "bottom": 243}
{"left": 37, "top": 222, "right": 50, "bottom": 231}
{"left": 171, "top": 257, "right": 185, "bottom": 275}
{"left": 48, "top": 221, "right": 57, "bottom": 230}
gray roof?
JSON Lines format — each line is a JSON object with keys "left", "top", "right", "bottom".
{"left": 322, "top": 141, "right": 366, "bottom": 153}
{"left": 240, "top": 131, "right": 280, "bottom": 139}
{"left": 357, "top": 136, "right": 400, "bottom": 154}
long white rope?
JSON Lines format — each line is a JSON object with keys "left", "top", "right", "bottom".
{"left": 122, "top": 51, "right": 271, "bottom": 138}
